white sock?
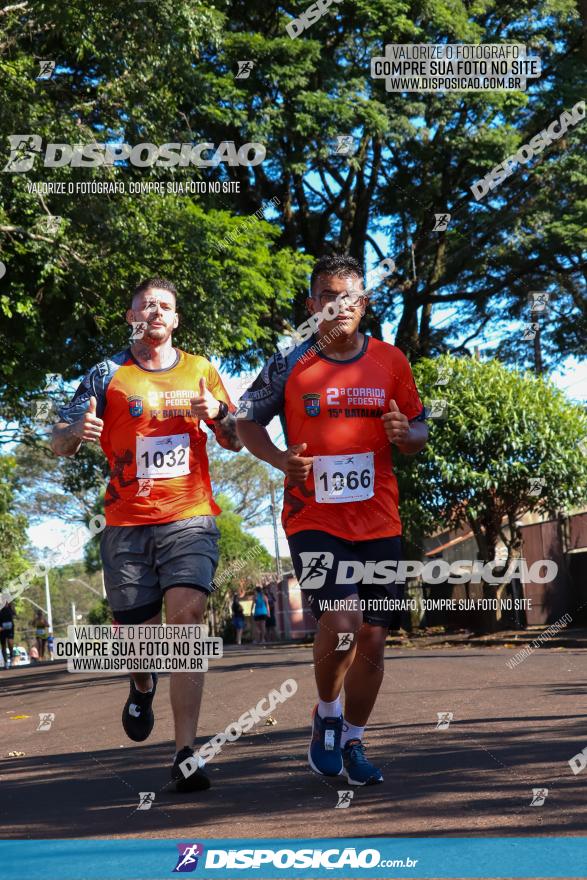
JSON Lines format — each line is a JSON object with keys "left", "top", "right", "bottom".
{"left": 341, "top": 720, "right": 365, "bottom": 746}
{"left": 318, "top": 697, "right": 342, "bottom": 718}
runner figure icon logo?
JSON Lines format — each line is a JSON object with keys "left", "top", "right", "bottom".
{"left": 236, "top": 60, "right": 254, "bottom": 78}
{"left": 335, "top": 790, "right": 354, "bottom": 808}
{"left": 436, "top": 712, "right": 454, "bottom": 730}
{"left": 298, "top": 551, "right": 334, "bottom": 589}
{"left": 530, "top": 788, "right": 548, "bottom": 806}
{"left": 136, "top": 478, "right": 153, "bottom": 497}
{"left": 235, "top": 399, "right": 254, "bottom": 420}
{"left": 37, "top": 712, "right": 55, "bottom": 731}
{"left": 433, "top": 213, "right": 451, "bottom": 231}
{"left": 173, "top": 843, "right": 204, "bottom": 873}
{"left": 37, "top": 60, "right": 55, "bottom": 79}
{"left": 137, "top": 791, "right": 155, "bottom": 810}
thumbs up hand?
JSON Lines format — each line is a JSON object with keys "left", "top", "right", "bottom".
{"left": 382, "top": 399, "right": 409, "bottom": 444}
{"left": 72, "top": 396, "right": 104, "bottom": 443}
{"left": 280, "top": 442, "right": 314, "bottom": 487}
{"left": 190, "top": 376, "right": 221, "bottom": 421}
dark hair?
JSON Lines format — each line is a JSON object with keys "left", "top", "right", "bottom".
{"left": 310, "top": 254, "right": 364, "bottom": 293}
{"left": 132, "top": 277, "right": 178, "bottom": 304}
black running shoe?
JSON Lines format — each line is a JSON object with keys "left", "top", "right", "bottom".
{"left": 121, "top": 673, "right": 158, "bottom": 742}
{"left": 171, "top": 746, "right": 211, "bottom": 792}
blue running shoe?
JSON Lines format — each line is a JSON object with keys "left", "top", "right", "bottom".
{"left": 308, "top": 705, "right": 343, "bottom": 776}
{"left": 342, "top": 738, "right": 383, "bottom": 785}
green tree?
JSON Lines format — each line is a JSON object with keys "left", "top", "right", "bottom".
{"left": 13, "top": 438, "right": 106, "bottom": 522}
{"left": 87, "top": 598, "right": 112, "bottom": 625}
{"left": 0, "top": 455, "right": 29, "bottom": 587}
{"left": 211, "top": 493, "right": 273, "bottom": 623}
{"left": 0, "top": 1, "right": 311, "bottom": 408}
{"left": 1, "top": 0, "right": 585, "bottom": 417}
{"left": 207, "top": 443, "right": 281, "bottom": 527}
{"left": 216, "top": 494, "right": 272, "bottom": 571}
{"left": 397, "top": 354, "right": 587, "bottom": 563}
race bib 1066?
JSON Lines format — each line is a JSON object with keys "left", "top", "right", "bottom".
{"left": 313, "top": 452, "right": 374, "bottom": 504}
{"left": 136, "top": 433, "right": 191, "bottom": 479}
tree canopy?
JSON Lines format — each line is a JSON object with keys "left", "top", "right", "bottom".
{"left": 1, "top": 0, "right": 585, "bottom": 422}
{"left": 396, "top": 354, "right": 587, "bottom": 562}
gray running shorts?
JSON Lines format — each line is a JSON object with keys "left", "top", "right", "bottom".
{"left": 100, "top": 515, "right": 220, "bottom": 622}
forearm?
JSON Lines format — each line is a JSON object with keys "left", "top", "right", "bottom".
{"left": 394, "top": 421, "right": 428, "bottom": 455}
{"left": 51, "top": 422, "right": 82, "bottom": 457}
{"left": 236, "top": 421, "right": 285, "bottom": 471}
{"left": 210, "top": 413, "right": 243, "bottom": 452}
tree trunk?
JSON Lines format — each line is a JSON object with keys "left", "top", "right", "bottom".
{"left": 394, "top": 286, "right": 420, "bottom": 359}
{"left": 349, "top": 137, "right": 382, "bottom": 265}
{"left": 419, "top": 301, "right": 432, "bottom": 356}
{"left": 419, "top": 236, "right": 447, "bottom": 356}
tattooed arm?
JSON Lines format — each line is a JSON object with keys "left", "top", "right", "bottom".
{"left": 190, "top": 379, "right": 242, "bottom": 452}
{"left": 209, "top": 413, "right": 243, "bottom": 452}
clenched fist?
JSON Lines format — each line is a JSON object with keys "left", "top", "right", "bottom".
{"left": 191, "top": 377, "right": 220, "bottom": 421}
{"left": 382, "top": 399, "right": 410, "bottom": 445}
{"left": 71, "top": 396, "right": 104, "bottom": 443}
{"left": 280, "top": 443, "right": 313, "bottom": 487}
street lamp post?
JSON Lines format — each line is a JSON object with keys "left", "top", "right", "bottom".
{"left": 22, "top": 597, "right": 47, "bottom": 614}
{"left": 269, "top": 483, "right": 283, "bottom": 583}
{"left": 67, "top": 577, "right": 102, "bottom": 598}
{"left": 44, "top": 570, "right": 53, "bottom": 636}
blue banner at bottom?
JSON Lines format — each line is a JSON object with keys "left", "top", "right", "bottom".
{"left": 1, "top": 837, "right": 585, "bottom": 879}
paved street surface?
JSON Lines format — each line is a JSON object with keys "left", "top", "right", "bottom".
{"left": 1, "top": 643, "right": 587, "bottom": 840}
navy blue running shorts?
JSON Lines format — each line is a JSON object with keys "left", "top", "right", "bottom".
{"left": 288, "top": 529, "right": 404, "bottom": 628}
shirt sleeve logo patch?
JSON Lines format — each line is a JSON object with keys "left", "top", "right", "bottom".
{"left": 127, "top": 395, "right": 143, "bottom": 417}
{"left": 302, "top": 392, "right": 321, "bottom": 417}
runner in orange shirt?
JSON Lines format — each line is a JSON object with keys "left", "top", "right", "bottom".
{"left": 51, "top": 277, "right": 241, "bottom": 792}
{"left": 237, "top": 254, "right": 428, "bottom": 785}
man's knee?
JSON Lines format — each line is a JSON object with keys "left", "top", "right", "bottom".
{"left": 170, "top": 606, "right": 205, "bottom": 625}
{"left": 356, "top": 623, "right": 388, "bottom": 662}
{"left": 165, "top": 586, "right": 208, "bottom": 624}
{"left": 319, "top": 610, "right": 363, "bottom": 639}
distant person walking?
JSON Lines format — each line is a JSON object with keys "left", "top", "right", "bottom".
{"left": 33, "top": 609, "right": 49, "bottom": 660}
{"left": 231, "top": 592, "right": 245, "bottom": 645}
{"left": 0, "top": 602, "right": 15, "bottom": 669}
{"left": 264, "top": 587, "right": 277, "bottom": 642}
{"left": 252, "top": 586, "right": 269, "bottom": 644}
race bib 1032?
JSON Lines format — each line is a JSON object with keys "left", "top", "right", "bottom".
{"left": 136, "top": 433, "right": 191, "bottom": 479}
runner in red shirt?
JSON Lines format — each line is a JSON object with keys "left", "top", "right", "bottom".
{"left": 52, "top": 277, "right": 241, "bottom": 793}
{"left": 237, "top": 255, "right": 428, "bottom": 785}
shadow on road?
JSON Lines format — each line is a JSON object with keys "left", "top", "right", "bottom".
{"left": 2, "top": 717, "right": 587, "bottom": 839}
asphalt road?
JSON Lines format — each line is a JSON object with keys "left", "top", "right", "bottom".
{"left": 1, "top": 643, "right": 587, "bottom": 841}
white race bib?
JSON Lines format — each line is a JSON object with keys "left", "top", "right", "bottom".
{"left": 313, "top": 452, "right": 374, "bottom": 504}
{"left": 136, "top": 433, "right": 191, "bottom": 479}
